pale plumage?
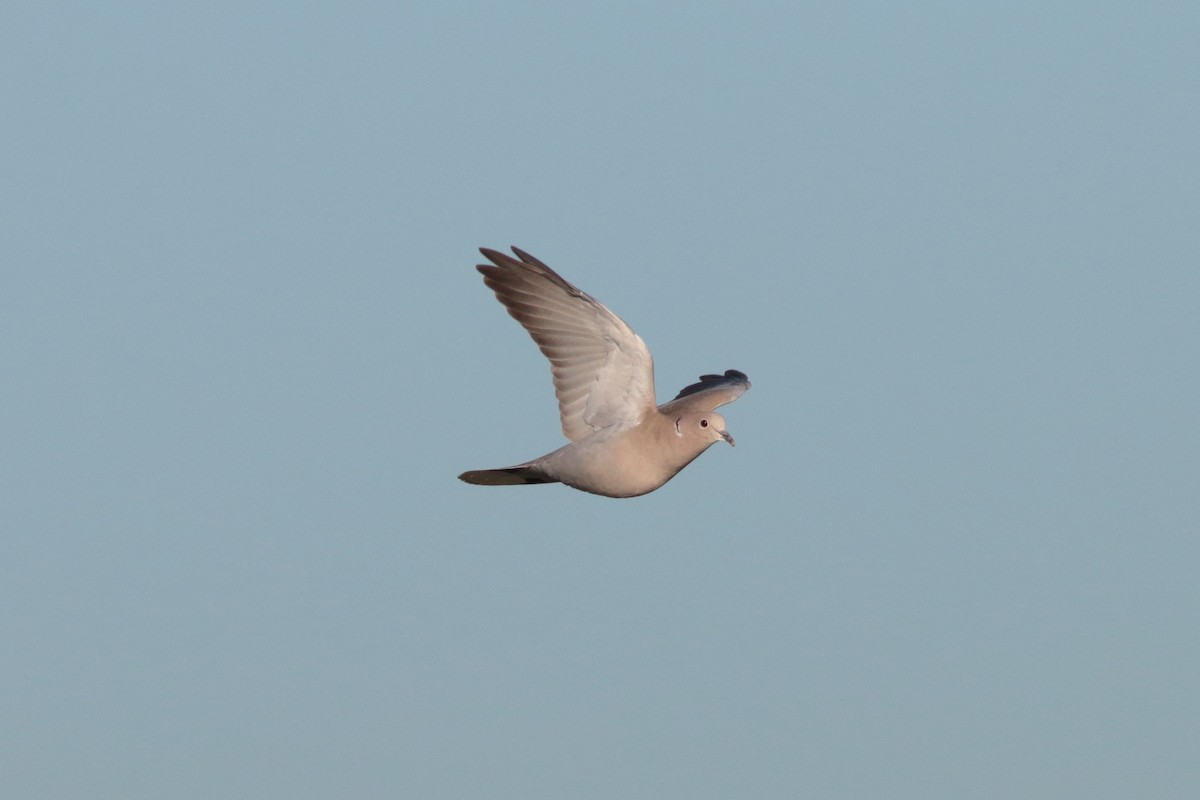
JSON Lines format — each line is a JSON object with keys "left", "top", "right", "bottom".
{"left": 459, "top": 247, "right": 750, "bottom": 498}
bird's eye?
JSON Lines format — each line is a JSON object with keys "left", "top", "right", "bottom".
{"left": 699, "top": 419, "right": 709, "bottom": 428}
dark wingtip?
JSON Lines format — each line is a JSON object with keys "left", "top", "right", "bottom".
{"left": 477, "top": 247, "right": 524, "bottom": 277}
{"left": 474, "top": 246, "right": 582, "bottom": 298}
{"left": 672, "top": 369, "right": 750, "bottom": 400}
{"left": 509, "top": 246, "right": 551, "bottom": 269}
{"left": 478, "top": 246, "right": 549, "bottom": 271}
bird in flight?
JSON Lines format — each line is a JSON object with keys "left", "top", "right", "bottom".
{"left": 458, "top": 247, "right": 750, "bottom": 498}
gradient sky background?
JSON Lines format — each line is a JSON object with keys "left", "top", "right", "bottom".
{"left": 4, "top": 2, "right": 1198, "bottom": 798}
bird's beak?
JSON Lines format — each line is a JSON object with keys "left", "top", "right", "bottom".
{"left": 720, "top": 429, "right": 735, "bottom": 446}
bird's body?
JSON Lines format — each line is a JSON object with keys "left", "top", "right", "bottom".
{"left": 459, "top": 247, "right": 750, "bottom": 498}
{"left": 463, "top": 414, "right": 724, "bottom": 497}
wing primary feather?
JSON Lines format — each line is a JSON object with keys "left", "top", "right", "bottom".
{"left": 474, "top": 246, "right": 658, "bottom": 442}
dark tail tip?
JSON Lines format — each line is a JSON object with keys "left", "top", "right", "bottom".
{"left": 459, "top": 466, "right": 557, "bottom": 486}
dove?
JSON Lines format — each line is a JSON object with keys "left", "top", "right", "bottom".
{"left": 458, "top": 247, "right": 750, "bottom": 498}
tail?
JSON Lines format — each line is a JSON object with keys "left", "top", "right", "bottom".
{"left": 458, "top": 464, "right": 558, "bottom": 487}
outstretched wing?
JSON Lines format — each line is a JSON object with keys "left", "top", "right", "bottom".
{"left": 476, "top": 247, "right": 657, "bottom": 442}
{"left": 656, "top": 369, "right": 751, "bottom": 416}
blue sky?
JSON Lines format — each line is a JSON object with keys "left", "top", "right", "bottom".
{"left": 4, "top": 2, "right": 1198, "bottom": 798}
